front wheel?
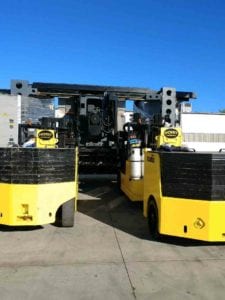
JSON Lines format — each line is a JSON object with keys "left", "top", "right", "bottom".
{"left": 148, "top": 201, "right": 160, "bottom": 240}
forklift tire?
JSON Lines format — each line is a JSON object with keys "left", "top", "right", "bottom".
{"left": 58, "top": 198, "right": 75, "bottom": 227}
{"left": 148, "top": 200, "right": 160, "bottom": 240}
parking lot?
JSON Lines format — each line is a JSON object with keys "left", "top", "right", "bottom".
{"left": 0, "top": 177, "right": 225, "bottom": 299}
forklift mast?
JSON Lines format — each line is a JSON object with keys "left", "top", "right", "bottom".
{"left": 3, "top": 80, "right": 196, "bottom": 173}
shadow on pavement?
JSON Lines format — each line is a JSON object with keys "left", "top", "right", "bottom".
{"left": 78, "top": 177, "right": 149, "bottom": 240}
{"left": 78, "top": 176, "right": 225, "bottom": 247}
{"left": 0, "top": 225, "right": 43, "bottom": 232}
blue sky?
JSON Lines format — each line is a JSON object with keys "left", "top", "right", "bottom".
{"left": 0, "top": 0, "right": 225, "bottom": 112}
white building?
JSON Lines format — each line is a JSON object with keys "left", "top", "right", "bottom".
{"left": 0, "top": 94, "right": 21, "bottom": 146}
{"left": 125, "top": 106, "right": 225, "bottom": 152}
{"left": 181, "top": 113, "right": 225, "bottom": 152}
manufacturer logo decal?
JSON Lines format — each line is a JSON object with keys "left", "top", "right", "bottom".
{"left": 194, "top": 218, "right": 205, "bottom": 229}
{"left": 164, "top": 128, "right": 179, "bottom": 138}
{"left": 147, "top": 155, "right": 155, "bottom": 163}
{"left": 38, "top": 130, "right": 53, "bottom": 140}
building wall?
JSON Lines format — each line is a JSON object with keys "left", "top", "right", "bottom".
{"left": 0, "top": 95, "right": 20, "bottom": 146}
{"left": 181, "top": 113, "right": 225, "bottom": 151}
{"left": 21, "top": 96, "right": 54, "bottom": 123}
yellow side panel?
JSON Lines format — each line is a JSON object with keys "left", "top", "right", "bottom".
{"left": 120, "top": 161, "right": 143, "bottom": 201}
{"left": 161, "top": 197, "right": 225, "bottom": 242}
{"left": 0, "top": 182, "right": 77, "bottom": 226}
{"left": 143, "top": 152, "right": 162, "bottom": 217}
{"left": 74, "top": 146, "right": 79, "bottom": 211}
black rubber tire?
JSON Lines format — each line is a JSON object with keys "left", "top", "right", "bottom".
{"left": 59, "top": 198, "right": 75, "bottom": 227}
{"left": 148, "top": 201, "right": 160, "bottom": 240}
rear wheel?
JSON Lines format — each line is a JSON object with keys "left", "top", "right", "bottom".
{"left": 56, "top": 198, "right": 75, "bottom": 227}
{"left": 148, "top": 201, "right": 160, "bottom": 240}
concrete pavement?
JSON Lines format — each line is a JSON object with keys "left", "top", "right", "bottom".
{"left": 0, "top": 178, "right": 225, "bottom": 299}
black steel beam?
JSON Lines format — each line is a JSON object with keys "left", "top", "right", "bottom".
{"left": 32, "top": 82, "right": 151, "bottom": 94}
{"left": 176, "top": 91, "right": 197, "bottom": 100}
{"left": 32, "top": 82, "right": 196, "bottom": 101}
{"left": 0, "top": 89, "right": 10, "bottom": 94}
{"left": 1, "top": 80, "right": 197, "bottom": 102}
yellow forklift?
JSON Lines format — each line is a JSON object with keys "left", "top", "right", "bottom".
{"left": 120, "top": 87, "right": 225, "bottom": 242}
{"left": 0, "top": 125, "right": 78, "bottom": 227}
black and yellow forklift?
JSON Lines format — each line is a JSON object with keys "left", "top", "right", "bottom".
{"left": 0, "top": 110, "right": 78, "bottom": 227}
{"left": 119, "top": 87, "right": 225, "bottom": 242}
